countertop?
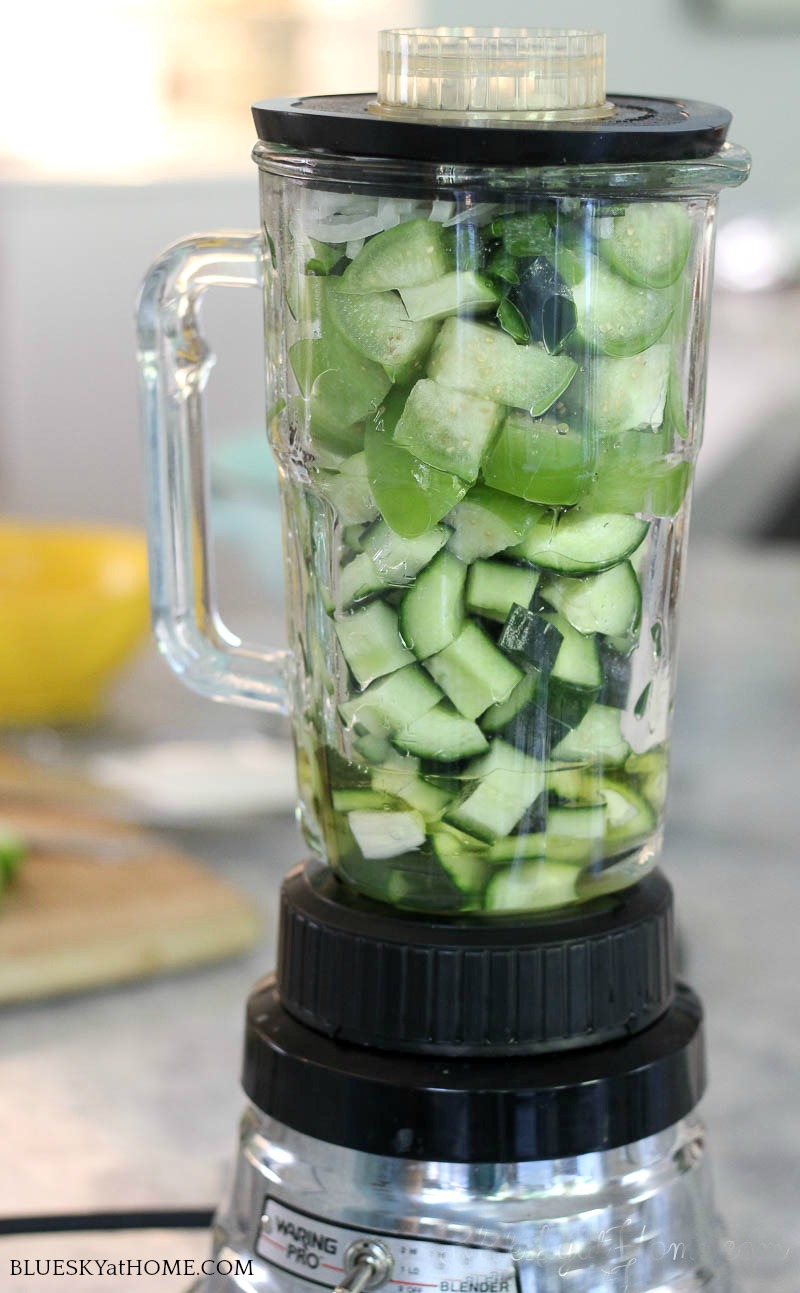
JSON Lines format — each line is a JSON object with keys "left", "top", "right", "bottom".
{"left": 0, "top": 539, "right": 798, "bottom": 1292}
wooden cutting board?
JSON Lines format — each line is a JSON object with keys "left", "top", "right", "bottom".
{"left": 0, "top": 801, "right": 262, "bottom": 1004}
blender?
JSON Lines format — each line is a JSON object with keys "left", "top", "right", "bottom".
{"left": 137, "top": 27, "right": 749, "bottom": 1292}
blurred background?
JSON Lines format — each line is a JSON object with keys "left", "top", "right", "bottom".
{"left": 0, "top": 4, "right": 798, "bottom": 1290}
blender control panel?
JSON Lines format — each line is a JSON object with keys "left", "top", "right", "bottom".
{"left": 257, "top": 1197, "right": 517, "bottom": 1293}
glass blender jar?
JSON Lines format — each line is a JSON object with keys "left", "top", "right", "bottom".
{"left": 139, "top": 27, "right": 747, "bottom": 919}
{"left": 138, "top": 31, "right": 749, "bottom": 1293}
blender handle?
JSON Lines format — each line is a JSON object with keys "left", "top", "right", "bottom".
{"left": 136, "top": 231, "right": 289, "bottom": 714}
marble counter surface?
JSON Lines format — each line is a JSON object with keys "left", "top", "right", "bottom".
{"left": 0, "top": 539, "right": 798, "bottom": 1292}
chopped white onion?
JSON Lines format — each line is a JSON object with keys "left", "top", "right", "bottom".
{"left": 442, "top": 203, "right": 502, "bottom": 227}
{"left": 429, "top": 199, "right": 457, "bottom": 222}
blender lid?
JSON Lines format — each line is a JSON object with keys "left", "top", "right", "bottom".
{"left": 253, "top": 26, "right": 732, "bottom": 165}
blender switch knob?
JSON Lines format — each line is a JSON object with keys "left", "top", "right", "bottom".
{"left": 335, "top": 1240, "right": 393, "bottom": 1293}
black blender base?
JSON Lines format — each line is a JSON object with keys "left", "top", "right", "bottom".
{"left": 185, "top": 862, "right": 735, "bottom": 1291}
{"left": 187, "top": 977, "right": 732, "bottom": 1293}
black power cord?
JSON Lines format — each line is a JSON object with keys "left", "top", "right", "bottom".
{"left": 0, "top": 1209, "right": 213, "bottom": 1237}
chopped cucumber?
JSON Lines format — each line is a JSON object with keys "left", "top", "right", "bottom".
{"left": 309, "top": 190, "right": 687, "bottom": 916}
{"left": 580, "top": 430, "right": 691, "bottom": 518}
{"left": 445, "top": 485, "right": 536, "bottom": 562}
{"left": 399, "top": 270, "right": 500, "bottom": 321}
{"left": 547, "top": 800, "right": 608, "bottom": 841}
{"left": 425, "top": 622, "right": 522, "bottom": 720}
{"left": 339, "top": 551, "right": 387, "bottom": 610}
{"left": 480, "top": 666, "right": 541, "bottom": 735}
{"left": 363, "top": 519, "right": 448, "bottom": 584}
{"left": 340, "top": 665, "right": 442, "bottom": 735}
{"left": 513, "top": 256, "right": 578, "bottom": 354}
{"left": 290, "top": 298, "right": 392, "bottom": 434}
{"left": 541, "top": 611, "right": 603, "bottom": 729}
{"left": 371, "top": 765, "right": 451, "bottom": 819}
{"left": 540, "top": 561, "right": 642, "bottom": 638}
{"left": 444, "top": 740, "right": 545, "bottom": 842}
{"left": 339, "top": 219, "right": 449, "bottom": 293}
{"left": 348, "top": 809, "right": 426, "bottom": 859}
{"left": 393, "top": 377, "right": 502, "bottom": 483}
{"left": 482, "top": 411, "right": 593, "bottom": 508}
{"left": 393, "top": 703, "right": 489, "bottom": 761}
{"left": 566, "top": 347, "right": 670, "bottom": 435}
{"left": 511, "top": 509, "right": 649, "bottom": 575}
{"left": 365, "top": 390, "right": 469, "bottom": 539}
{"left": 498, "top": 606, "right": 564, "bottom": 672}
{"left": 484, "top": 862, "right": 579, "bottom": 912}
{"left": 333, "top": 788, "right": 390, "bottom": 812}
{"left": 398, "top": 550, "right": 466, "bottom": 659}
{"left": 465, "top": 560, "right": 539, "bottom": 623}
{"left": 315, "top": 452, "right": 378, "bottom": 525}
{"left": 324, "top": 281, "right": 438, "bottom": 383}
{"left": 601, "top": 780, "right": 656, "bottom": 850}
{"left": 428, "top": 318, "right": 577, "bottom": 415}
{"left": 494, "top": 212, "right": 554, "bottom": 257}
{"left": 334, "top": 601, "right": 414, "bottom": 687}
{"left": 598, "top": 202, "right": 692, "bottom": 289}
{"left": 572, "top": 257, "right": 674, "bottom": 357}
{"left": 431, "top": 827, "right": 489, "bottom": 896}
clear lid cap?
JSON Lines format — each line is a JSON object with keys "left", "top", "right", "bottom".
{"left": 372, "top": 26, "right": 613, "bottom": 124}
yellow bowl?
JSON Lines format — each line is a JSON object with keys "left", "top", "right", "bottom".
{"left": 0, "top": 522, "right": 151, "bottom": 725}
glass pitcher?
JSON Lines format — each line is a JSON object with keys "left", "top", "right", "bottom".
{"left": 137, "top": 28, "right": 749, "bottom": 916}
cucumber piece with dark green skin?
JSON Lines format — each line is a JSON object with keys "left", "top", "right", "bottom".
{"left": 596, "top": 639, "right": 634, "bottom": 709}
{"left": 398, "top": 550, "right": 466, "bottom": 659}
{"left": 428, "top": 317, "right": 577, "bottom": 416}
{"left": 445, "top": 485, "right": 536, "bottom": 562}
{"left": 572, "top": 257, "right": 674, "bottom": 358}
{"left": 539, "top": 611, "right": 603, "bottom": 730}
{"left": 324, "top": 280, "right": 439, "bottom": 384}
{"left": 540, "top": 561, "right": 642, "bottom": 639}
{"left": 484, "top": 861, "right": 579, "bottom": 912}
{"left": 510, "top": 510, "right": 649, "bottom": 575}
{"left": 498, "top": 605, "right": 564, "bottom": 672}
{"left": 424, "top": 622, "right": 523, "bottom": 720}
{"left": 513, "top": 256, "right": 578, "bottom": 354}
{"left": 480, "top": 666, "right": 541, "bottom": 735}
{"left": 392, "top": 703, "right": 489, "bottom": 761}
{"left": 431, "top": 826, "right": 489, "bottom": 897}
{"left": 482, "top": 411, "right": 593, "bottom": 508}
{"left": 601, "top": 779, "right": 657, "bottom": 851}
{"left": 598, "top": 202, "right": 692, "bottom": 289}
{"left": 552, "top": 704, "right": 631, "bottom": 767}
{"left": 443, "top": 740, "right": 545, "bottom": 842}
{"left": 339, "top": 219, "right": 450, "bottom": 293}
{"left": 392, "top": 377, "right": 503, "bottom": 483}
{"left": 465, "top": 560, "right": 540, "bottom": 623}
{"left": 365, "top": 390, "right": 470, "bottom": 540}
